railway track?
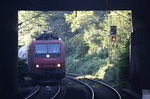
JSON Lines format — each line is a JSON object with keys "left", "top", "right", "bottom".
{"left": 24, "top": 84, "right": 61, "bottom": 99}
{"left": 24, "top": 86, "right": 40, "bottom": 99}
{"left": 51, "top": 84, "right": 61, "bottom": 99}
{"left": 23, "top": 74, "right": 122, "bottom": 99}
{"left": 65, "top": 76, "right": 94, "bottom": 99}
{"left": 86, "top": 77, "right": 122, "bottom": 99}
{"left": 67, "top": 73, "right": 122, "bottom": 99}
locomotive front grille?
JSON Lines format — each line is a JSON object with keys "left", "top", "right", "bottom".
{"left": 43, "top": 65, "right": 51, "bottom": 67}
{"left": 43, "top": 65, "right": 57, "bottom": 68}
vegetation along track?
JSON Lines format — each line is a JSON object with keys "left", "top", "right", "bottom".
{"left": 24, "top": 84, "right": 60, "bottom": 99}
{"left": 67, "top": 73, "right": 122, "bottom": 99}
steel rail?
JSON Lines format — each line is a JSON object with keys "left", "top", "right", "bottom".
{"left": 24, "top": 86, "right": 40, "bottom": 99}
{"left": 51, "top": 84, "right": 61, "bottom": 99}
{"left": 87, "top": 78, "right": 122, "bottom": 99}
{"left": 66, "top": 76, "right": 94, "bottom": 99}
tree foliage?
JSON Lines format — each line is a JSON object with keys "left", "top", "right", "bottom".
{"left": 18, "top": 11, "right": 71, "bottom": 45}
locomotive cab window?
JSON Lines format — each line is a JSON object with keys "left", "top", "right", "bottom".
{"left": 35, "top": 43, "right": 61, "bottom": 58}
{"left": 48, "top": 44, "right": 61, "bottom": 53}
{"left": 35, "top": 44, "right": 47, "bottom": 53}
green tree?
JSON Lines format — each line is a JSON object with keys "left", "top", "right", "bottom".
{"left": 18, "top": 11, "right": 50, "bottom": 45}
{"left": 18, "top": 11, "right": 71, "bottom": 45}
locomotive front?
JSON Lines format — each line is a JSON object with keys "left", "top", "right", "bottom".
{"left": 28, "top": 33, "right": 65, "bottom": 81}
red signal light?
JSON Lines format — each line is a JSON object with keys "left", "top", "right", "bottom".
{"left": 111, "top": 36, "right": 116, "bottom": 42}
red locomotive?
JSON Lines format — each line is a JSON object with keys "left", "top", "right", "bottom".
{"left": 27, "top": 33, "right": 65, "bottom": 82}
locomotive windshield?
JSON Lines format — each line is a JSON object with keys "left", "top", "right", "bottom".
{"left": 48, "top": 44, "right": 60, "bottom": 53}
{"left": 35, "top": 44, "right": 47, "bottom": 54}
{"left": 35, "top": 43, "right": 61, "bottom": 58}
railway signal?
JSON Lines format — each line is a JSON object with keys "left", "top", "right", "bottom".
{"left": 111, "top": 36, "right": 116, "bottom": 42}
{"left": 110, "top": 26, "right": 117, "bottom": 42}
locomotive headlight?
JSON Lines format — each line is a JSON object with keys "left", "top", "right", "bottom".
{"left": 57, "top": 64, "right": 61, "bottom": 67}
{"left": 36, "top": 64, "right": 39, "bottom": 68}
{"left": 46, "top": 54, "right": 50, "bottom": 58}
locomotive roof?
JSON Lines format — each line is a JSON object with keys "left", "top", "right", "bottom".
{"left": 35, "top": 33, "right": 60, "bottom": 40}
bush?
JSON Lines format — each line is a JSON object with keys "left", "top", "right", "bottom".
{"left": 66, "top": 53, "right": 107, "bottom": 76}
{"left": 17, "top": 58, "right": 28, "bottom": 83}
{"left": 102, "top": 42, "right": 129, "bottom": 88}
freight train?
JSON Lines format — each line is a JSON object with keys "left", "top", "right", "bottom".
{"left": 27, "top": 33, "right": 65, "bottom": 82}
